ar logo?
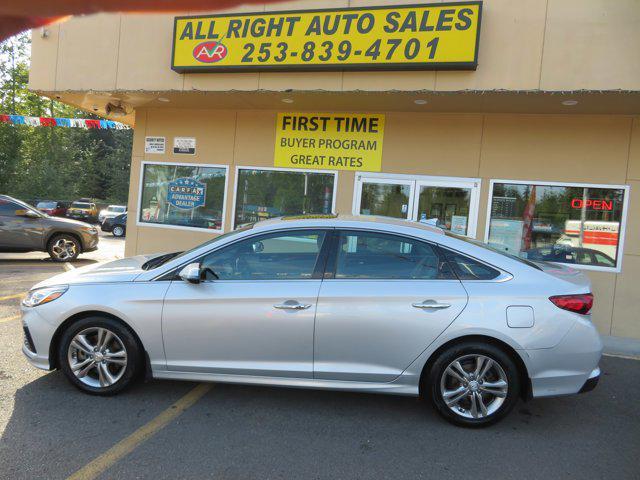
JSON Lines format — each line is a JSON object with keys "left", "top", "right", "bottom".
{"left": 193, "top": 40, "right": 228, "bottom": 63}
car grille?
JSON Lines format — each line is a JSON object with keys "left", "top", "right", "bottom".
{"left": 22, "top": 325, "right": 36, "bottom": 353}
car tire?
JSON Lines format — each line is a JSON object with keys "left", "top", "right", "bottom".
{"left": 58, "top": 316, "right": 142, "bottom": 396}
{"left": 426, "top": 342, "right": 520, "bottom": 427}
{"left": 112, "top": 226, "right": 125, "bottom": 237}
{"left": 47, "top": 234, "right": 81, "bottom": 262}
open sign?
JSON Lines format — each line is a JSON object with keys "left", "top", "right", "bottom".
{"left": 570, "top": 198, "right": 613, "bottom": 211}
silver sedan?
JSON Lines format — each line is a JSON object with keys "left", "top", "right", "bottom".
{"left": 21, "top": 215, "right": 602, "bottom": 427}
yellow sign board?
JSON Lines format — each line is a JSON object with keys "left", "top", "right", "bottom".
{"left": 274, "top": 113, "right": 385, "bottom": 172}
{"left": 172, "top": 2, "right": 482, "bottom": 72}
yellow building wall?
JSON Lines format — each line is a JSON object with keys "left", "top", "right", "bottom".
{"left": 29, "top": 0, "right": 640, "bottom": 93}
{"left": 124, "top": 109, "right": 638, "bottom": 339}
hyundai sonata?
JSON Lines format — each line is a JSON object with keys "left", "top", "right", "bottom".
{"left": 21, "top": 215, "right": 602, "bottom": 427}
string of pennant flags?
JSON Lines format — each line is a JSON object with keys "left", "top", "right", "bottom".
{"left": 0, "top": 114, "right": 129, "bottom": 130}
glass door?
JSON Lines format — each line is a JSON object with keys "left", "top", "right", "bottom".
{"left": 354, "top": 175, "right": 480, "bottom": 236}
{"left": 354, "top": 177, "right": 415, "bottom": 220}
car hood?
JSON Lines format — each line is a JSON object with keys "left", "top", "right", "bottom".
{"left": 32, "top": 255, "right": 155, "bottom": 289}
{"left": 45, "top": 216, "right": 93, "bottom": 228}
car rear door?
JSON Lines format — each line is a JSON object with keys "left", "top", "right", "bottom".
{"left": 314, "top": 229, "right": 468, "bottom": 382}
{"left": 161, "top": 229, "right": 331, "bottom": 378}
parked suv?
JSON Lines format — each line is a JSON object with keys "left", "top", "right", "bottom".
{"left": 98, "top": 205, "right": 126, "bottom": 224}
{"left": 0, "top": 195, "right": 99, "bottom": 261}
{"left": 101, "top": 213, "right": 127, "bottom": 237}
{"left": 67, "top": 200, "right": 98, "bottom": 223}
{"left": 36, "top": 200, "right": 69, "bottom": 217}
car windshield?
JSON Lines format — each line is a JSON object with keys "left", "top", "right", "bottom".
{"left": 108, "top": 206, "right": 126, "bottom": 212}
{"left": 37, "top": 201, "right": 57, "bottom": 209}
{"left": 142, "top": 224, "right": 255, "bottom": 270}
{"left": 72, "top": 202, "right": 91, "bottom": 208}
{"left": 444, "top": 232, "right": 541, "bottom": 271}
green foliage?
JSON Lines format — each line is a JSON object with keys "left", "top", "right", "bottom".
{"left": 0, "top": 32, "right": 132, "bottom": 203}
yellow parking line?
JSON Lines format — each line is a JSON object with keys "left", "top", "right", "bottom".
{"left": 67, "top": 383, "right": 213, "bottom": 480}
{"left": 0, "top": 314, "right": 20, "bottom": 324}
{"left": 0, "top": 293, "right": 25, "bottom": 302}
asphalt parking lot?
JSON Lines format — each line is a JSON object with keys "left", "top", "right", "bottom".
{"left": 0, "top": 236, "right": 638, "bottom": 480}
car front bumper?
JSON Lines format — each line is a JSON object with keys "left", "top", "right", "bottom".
{"left": 21, "top": 307, "right": 54, "bottom": 371}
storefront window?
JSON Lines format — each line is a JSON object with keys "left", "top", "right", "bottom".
{"left": 139, "top": 163, "right": 227, "bottom": 231}
{"left": 416, "top": 186, "right": 471, "bottom": 235}
{"left": 234, "top": 168, "right": 335, "bottom": 227}
{"left": 360, "top": 183, "right": 411, "bottom": 218}
{"left": 487, "top": 181, "right": 628, "bottom": 270}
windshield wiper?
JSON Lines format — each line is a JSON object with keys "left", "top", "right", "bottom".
{"left": 141, "top": 252, "right": 182, "bottom": 270}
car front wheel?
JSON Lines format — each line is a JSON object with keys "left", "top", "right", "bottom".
{"left": 58, "top": 316, "right": 142, "bottom": 395}
{"left": 112, "top": 226, "right": 125, "bottom": 237}
{"left": 47, "top": 234, "right": 81, "bottom": 262}
{"left": 427, "top": 342, "right": 520, "bottom": 427}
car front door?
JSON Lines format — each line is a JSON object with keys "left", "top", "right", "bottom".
{"left": 314, "top": 230, "right": 468, "bottom": 383}
{"left": 0, "top": 199, "right": 43, "bottom": 250}
{"left": 161, "top": 229, "right": 330, "bottom": 378}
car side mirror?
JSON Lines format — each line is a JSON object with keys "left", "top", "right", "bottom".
{"left": 179, "top": 262, "right": 202, "bottom": 284}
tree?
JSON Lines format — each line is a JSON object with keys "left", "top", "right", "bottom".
{"left": 0, "top": 32, "right": 132, "bottom": 203}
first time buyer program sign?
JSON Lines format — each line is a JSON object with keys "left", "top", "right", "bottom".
{"left": 172, "top": 2, "right": 482, "bottom": 72}
{"left": 275, "top": 113, "right": 385, "bottom": 172}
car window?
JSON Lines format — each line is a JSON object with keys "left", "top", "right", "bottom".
{"left": 594, "top": 252, "right": 615, "bottom": 267}
{"left": 37, "top": 201, "right": 57, "bottom": 209}
{"left": 334, "top": 230, "right": 455, "bottom": 280}
{"left": 200, "top": 230, "right": 327, "bottom": 281}
{"left": 72, "top": 202, "right": 91, "bottom": 209}
{"left": 0, "top": 199, "right": 19, "bottom": 216}
{"left": 441, "top": 249, "right": 501, "bottom": 280}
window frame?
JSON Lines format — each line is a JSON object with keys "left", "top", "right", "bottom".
{"left": 231, "top": 165, "right": 339, "bottom": 229}
{"left": 352, "top": 172, "right": 482, "bottom": 237}
{"left": 136, "top": 160, "right": 230, "bottom": 234}
{"left": 163, "top": 227, "right": 334, "bottom": 282}
{"left": 484, "top": 179, "right": 631, "bottom": 273}
{"left": 323, "top": 228, "right": 461, "bottom": 282}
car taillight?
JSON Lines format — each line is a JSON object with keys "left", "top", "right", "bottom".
{"left": 549, "top": 293, "right": 594, "bottom": 315}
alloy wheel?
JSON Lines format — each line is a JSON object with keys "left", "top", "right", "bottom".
{"left": 67, "top": 327, "right": 128, "bottom": 388}
{"left": 440, "top": 354, "right": 508, "bottom": 420}
{"left": 51, "top": 238, "right": 77, "bottom": 260}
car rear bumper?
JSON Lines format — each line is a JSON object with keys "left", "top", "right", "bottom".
{"left": 526, "top": 316, "right": 603, "bottom": 398}
{"left": 579, "top": 367, "right": 600, "bottom": 393}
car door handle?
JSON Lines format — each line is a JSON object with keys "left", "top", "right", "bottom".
{"left": 412, "top": 301, "right": 451, "bottom": 310}
{"left": 274, "top": 301, "right": 312, "bottom": 310}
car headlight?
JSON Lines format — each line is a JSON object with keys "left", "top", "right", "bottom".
{"left": 22, "top": 285, "right": 68, "bottom": 307}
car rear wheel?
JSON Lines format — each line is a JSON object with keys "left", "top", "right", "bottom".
{"left": 58, "top": 316, "right": 142, "bottom": 395}
{"left": 112, "top": 225, "right": 125, "bottom": 237}
{"left": 47, "top": 234, "right": 81, "bottom": 262}
{"left": 427, "top": 342, "right": 520, "bottom": 427}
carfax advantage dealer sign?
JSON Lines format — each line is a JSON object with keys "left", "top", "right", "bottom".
{"left": 172, "top": 2, "right": 482, "bottom": 72}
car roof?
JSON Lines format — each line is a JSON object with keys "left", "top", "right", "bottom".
{"left": 249, "top": 214, "right": 444, "bottom": 235}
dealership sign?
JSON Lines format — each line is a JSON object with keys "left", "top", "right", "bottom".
{"left": 274, "top": 113, "right": 385, "bottom": 172}
{"left": 167, "top": 177, "right": 206, "bottom": 209}
{"left": 172, "top": 2, "right": 482, "bottom": 72}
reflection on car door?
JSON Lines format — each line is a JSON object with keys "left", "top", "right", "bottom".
{"left": 161, "top": 229, "right": 330, "bottom": 378}
{"left": 0, "top": 199, "right": 43, "bottom": 249}
{"left": 314, "top": 230, "right": 468, "bottom": 383}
